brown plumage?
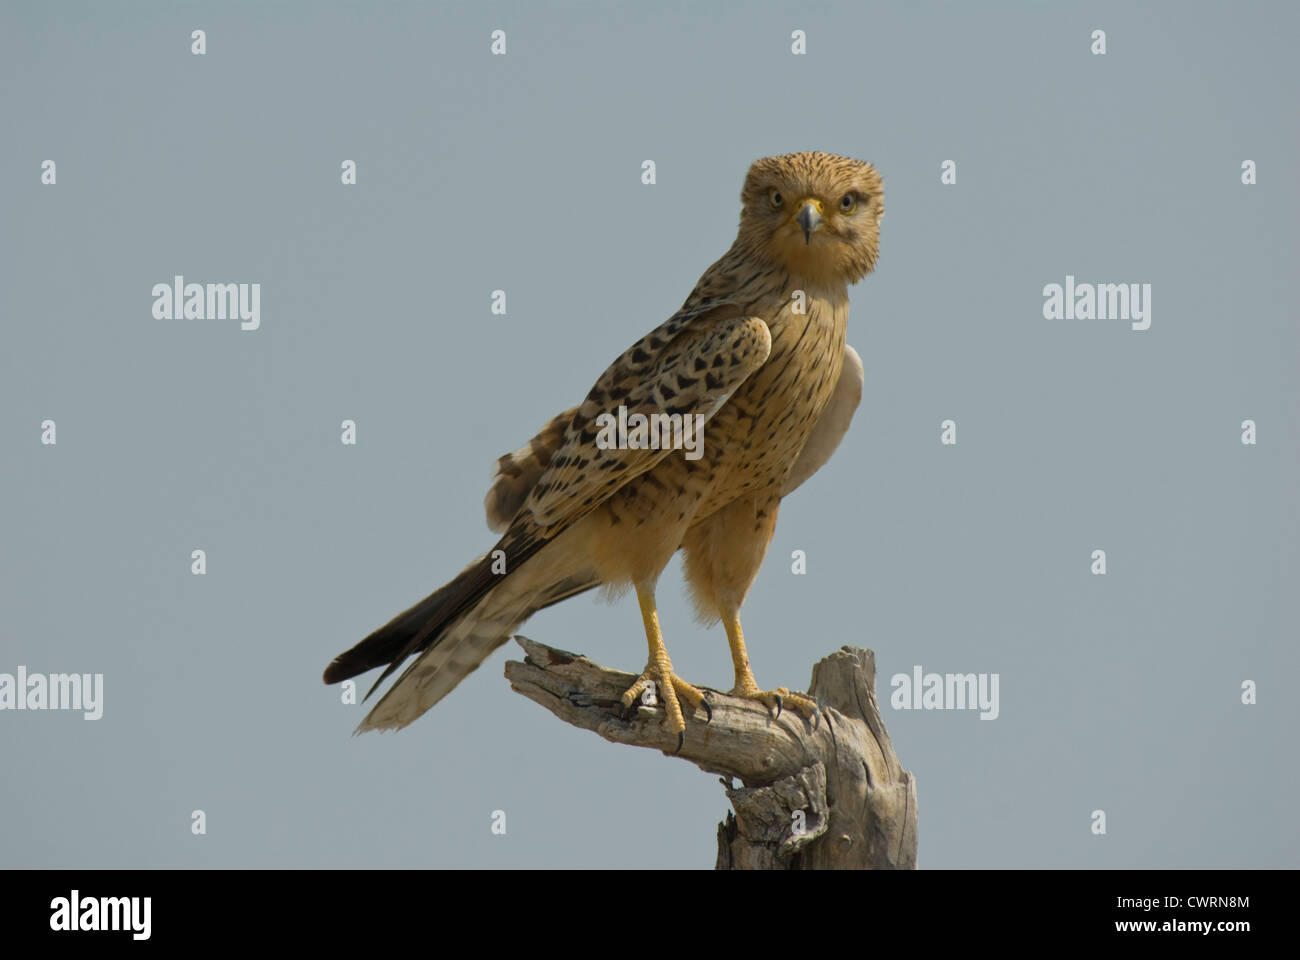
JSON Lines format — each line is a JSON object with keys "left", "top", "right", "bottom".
{"left": 324, "top": 151, "right": 883, "bottom": 737}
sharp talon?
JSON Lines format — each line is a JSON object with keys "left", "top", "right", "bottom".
{"left": 773, "top": 693, "right": 783, "bottom": 719}
{"left": 674, "top": 732, "right": 684, "bottom": 754}
{"left": 701, "top": 697, "right": 713, "bottom": 723}
{"left": 812, "top": 707, "right": 820, "bottom": 731}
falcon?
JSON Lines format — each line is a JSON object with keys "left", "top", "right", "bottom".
{"left": 324, "top": 151, "right": 883, "bottom": 748}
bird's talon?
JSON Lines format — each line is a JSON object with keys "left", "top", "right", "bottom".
{"left": 729, "top": 684, "right": 819, "bottom": 724}
{"left": 674, "top": 732, "right": 685, "bottom": 754}
{"left": 701, "top": 697, "right": 713, "bottom": 723}
{"left": 619, "top": 666, "right": 706, "bottom": 744}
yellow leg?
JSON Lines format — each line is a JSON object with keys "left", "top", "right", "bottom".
{"left": 723, "top": 611, "right": 818, "bottom": 724}
{"left": 619, "top": 584, "right": 710, "bottom": 751}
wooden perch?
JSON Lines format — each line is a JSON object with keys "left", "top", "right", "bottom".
{"left": 504, "top": 636, "right": 917, "bottom": 869}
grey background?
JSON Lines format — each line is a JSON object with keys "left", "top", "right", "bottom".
{"left": 2, "top": 0, "right": 1296, "bottom": 868}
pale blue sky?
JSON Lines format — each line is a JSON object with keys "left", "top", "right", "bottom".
{"left": 1, "top": 0, "right": 1296, "bottom": 868}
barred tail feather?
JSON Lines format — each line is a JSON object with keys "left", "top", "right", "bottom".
{"left": 354, "top": 595, "right": 526, "bottom": 732}
{"left": 325, "top": 533, "right": 600, "bottom": 733}
{"left": 322, "top": 552, "right": 496, "bottom": 688}
{"left": 353, "top": 567, "right": 600, "bottom": 732}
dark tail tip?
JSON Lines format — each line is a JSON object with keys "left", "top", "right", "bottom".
{"left": 322, "top": 537, "right": 539, "bottom": 695}
{"left": 322, "top": 626, "right": 416, "bottom": 686}
{"left": 322, "top": 659, "right": 353, "bottom": 685}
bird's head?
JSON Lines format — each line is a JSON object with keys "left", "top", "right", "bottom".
{"left": 737, "top": 151, "right": 884, "bottom": 286}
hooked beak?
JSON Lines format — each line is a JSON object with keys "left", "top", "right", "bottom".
{"left": 795, "top": 199, "right": 823, "bottom": 244}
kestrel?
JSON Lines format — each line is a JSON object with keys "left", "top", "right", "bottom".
{"left": 325, "top": 151, "right": 883, "bottom": 747}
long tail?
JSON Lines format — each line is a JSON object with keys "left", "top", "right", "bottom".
{"left": 325, "top": 405, "right": 595, "bottom": 732}
{"left": 324, "top": 547, "right": 597, "bottom": 733}
{"left": 323, "top": 557, "right": 492, "bottom": 689}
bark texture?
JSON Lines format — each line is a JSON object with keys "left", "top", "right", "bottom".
{"left": 504, "top": 635, "right": 917, "bottom": 869}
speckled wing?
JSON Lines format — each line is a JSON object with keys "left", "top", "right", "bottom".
{"left": 484, "top": 406, "right": 579, "bottom": 534}
{"left": 781, "top": 343, "right": 864, "bottom": 497}
{"left": 335, "top": 307, "right": 772, "bottom": 709}
{"left": 522, "top": 309, "right": 773, "bottom": 533}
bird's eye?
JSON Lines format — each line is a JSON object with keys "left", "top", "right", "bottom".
{"left": 769, "top": 189, "right": 783, "bottom": 208}
{"left": 840, "top": 193, "right": 857, "bottom": 213}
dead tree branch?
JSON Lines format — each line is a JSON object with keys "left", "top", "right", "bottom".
{"left": 504, "top": 635, "right": 917, "bottom": 869}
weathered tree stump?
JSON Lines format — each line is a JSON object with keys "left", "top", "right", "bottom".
{"left": 504, "top": 636, "right": 917, "bottom": 869}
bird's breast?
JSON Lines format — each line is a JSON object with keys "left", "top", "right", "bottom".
{"left": 693, "top": 292, "right": 848, "bottom": 505}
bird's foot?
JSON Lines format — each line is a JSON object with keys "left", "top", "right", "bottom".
{"left": 620, "top": 664, "right": 712, "bottom": 753}
{"left": 729, "top": 683, "right": 820, "bottom": 729}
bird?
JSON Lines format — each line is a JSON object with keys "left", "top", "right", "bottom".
{"left": 324, "top": 151, "right": 882, "bottom": 747}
